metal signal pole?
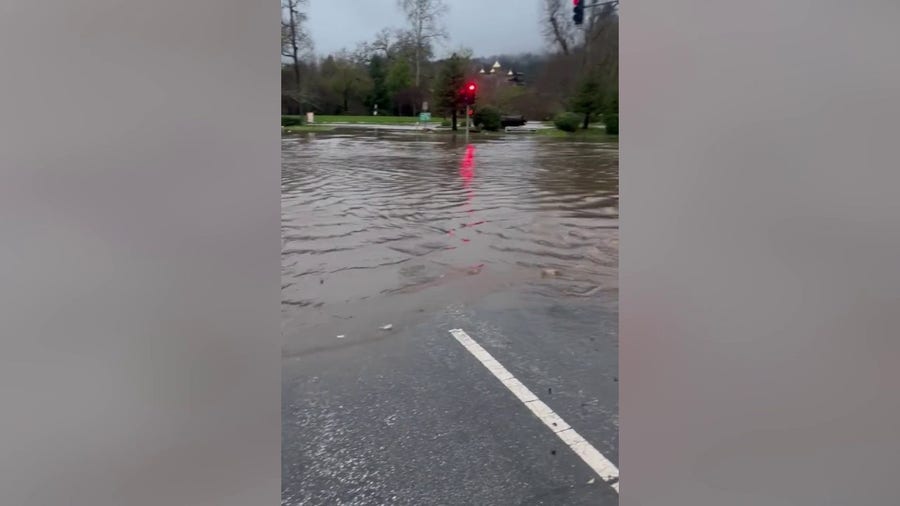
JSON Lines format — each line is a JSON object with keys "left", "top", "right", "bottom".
{"left": 465, "top": 104, "right": 470, "bottom": 142}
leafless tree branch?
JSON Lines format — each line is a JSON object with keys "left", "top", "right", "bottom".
{"left": 397, "top": 0, "right": 448, "bottom": 88}
{"left": 541, "top": 0, "right": 576, "bottom": 56}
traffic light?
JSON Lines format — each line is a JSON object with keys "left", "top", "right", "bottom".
{"left": 573, "top": 0, "right": 584, "bottom": 25}
{"left": 462, "top": 82, "right": 477, "bottom": 106}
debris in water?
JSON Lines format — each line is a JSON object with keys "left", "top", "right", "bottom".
{"left": 336, "top": 335, "right": 345, "bottom": 339}
{"left": 551, "top": 450, "right": 557, "bottom": 455}
{"left": 467, "top": 264, "right": 485, "bottom": 275}
{"left": 587, "top": 478, "right": 596, "bottom": 485}
{"left": 548, "top": 387, "right": 552, "bottom": 394}
{"left": 380, "top": 324, "right": 393, "bottom": 331}
{"left": 541, "top": 268, "right": 560, "bottom": 278}
{"left": 320, "top": 279, "right": 324, "bottom": 284}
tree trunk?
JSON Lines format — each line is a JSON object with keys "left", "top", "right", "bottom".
{"left": 415, "top": 45, "right": 421, "bottom": 88}
{"left": 582, "top": 111, "right": 591, "bottom": 130}
{"left": 415, "top": 13, "right": 422, "bottom": 88}
{"left": 451, "top": 109, "right": 457, "bottom": 131}
{"left": 548, "top": 16, "right": 570, "bottom": 56}
{"left": 292, "top": 61, "right": 301, "bottom": 90}
{"left": 288, "top": 5, "right": 301, "bottom": 90}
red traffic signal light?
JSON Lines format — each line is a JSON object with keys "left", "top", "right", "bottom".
{"left": 461, "top": 82, "right": 477, "bottom": 105}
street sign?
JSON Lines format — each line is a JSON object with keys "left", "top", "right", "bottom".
{"left": 419, "top": 112, "right": 431, "bottom": 122}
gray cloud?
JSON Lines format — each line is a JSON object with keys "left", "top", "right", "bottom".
{"left": 307, "top": 0, "right": 548, "bottom": 57}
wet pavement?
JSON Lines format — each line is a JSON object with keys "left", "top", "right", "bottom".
{"left": 282, "top": 131, "right": 618, "bottom": 505}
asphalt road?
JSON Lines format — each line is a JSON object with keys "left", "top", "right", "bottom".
{"left": 282, "top": 289, "right": 618, "bottom": 505}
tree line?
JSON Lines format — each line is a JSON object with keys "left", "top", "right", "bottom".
{"left": 282, "top": 0, "right": 618, "bottom": 132}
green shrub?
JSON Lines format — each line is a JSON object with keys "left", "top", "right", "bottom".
{"left": 282, "top": 115, "right": 305, "bottom": 127}
{"left": 440, "top": 119, "right": 451, "bottom": 127}
{"left": 553, "top": 112, "right": 581, "bottom": 133}
{"left": 603, "top": 113, "right": 618, "bottom": 135}
{"left": 473, "top": 106, "right": 502, "bottom": 131}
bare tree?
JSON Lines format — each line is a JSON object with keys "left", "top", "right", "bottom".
{"left": 397, "top": 0, "right": 448, "bottom": 88}
{"left": 580, "top": 1, "right": 618, "bottom": 88}
{"left": 541, "top": 0, "right": 618, "bottom": 59}
{"left": 371, "top": 28, "right": 396, "bottom": 57}
{"left": 541, "top": 0, "right": 577, "bottom": 55}
{"left": 540, "top": 0, "right": 618, "bottom": 91}
{"left": 281, "top": 0, "right": 313, "bottom": 90}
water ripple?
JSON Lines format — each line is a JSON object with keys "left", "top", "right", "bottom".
{"left": 282, "top": 133, "right": 618, "bottom": 311}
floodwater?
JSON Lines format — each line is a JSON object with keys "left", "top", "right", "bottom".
{"left": 282, "top": 131, "right": 618, "bottom": 357}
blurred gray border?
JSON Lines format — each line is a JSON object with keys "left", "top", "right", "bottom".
{"left": 0, "top": 1, "right": 280, "bottom": 505}
{"left": 4, "top": 0, "right": 900, "bottom": 504}
{"left": 622, "top": 1, "right": 900, "bottom": 505}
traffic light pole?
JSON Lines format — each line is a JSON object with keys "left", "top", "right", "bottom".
{"left": 461, "top": 82, "right": 476, "bottom": 141}
{"left": 581, "top": 0, "right": 618, "bottom": 11}
{"left": 465, "top": 104, "right": 470, "bottom": 142}
{"left": 573, "top": 0, "right": 618, "bottom": 25}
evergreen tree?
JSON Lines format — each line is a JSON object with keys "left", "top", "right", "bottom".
{"left": 572, "top": 73, "right": 604, "bottom": 129}
{"left": 435, "top": 53, "right": 466, "bottom": 131}
{"left": 386, "top": 58, "right": 413, "bottom": 115}
{"left": 366, "top": 55, "right": 391, "bottom": 113}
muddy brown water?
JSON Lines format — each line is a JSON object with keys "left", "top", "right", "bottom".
{"left": 282, "top": 131, "right": 618, "bottom": 356}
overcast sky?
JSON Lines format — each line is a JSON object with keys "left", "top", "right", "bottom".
{"left": 306, "top": 0, "right": 547, "bottom": 58}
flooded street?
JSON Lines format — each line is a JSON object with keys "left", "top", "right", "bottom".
{"left": 282, "top": 132, "right": 618, "bottom": 355}
{"left": 282, "top": 131, "right": 619, "bottom": 505}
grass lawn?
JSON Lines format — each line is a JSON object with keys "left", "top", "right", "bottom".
{"left": 312, "top": 115, "right": 421, "bottom": 125}
{"left": 426, "top": 128, "right": 616, "bottom": 142}
{"left": 281, "top": 120, "right": 617, "bottom": 141}
{"left": 282, "top": 125, "right": 337, "bottom": 134}
{"left": 536, "top": 127, "right": 618, "bottom": 141}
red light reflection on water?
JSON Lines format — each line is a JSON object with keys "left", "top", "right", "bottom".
{"left": 460, "top": 144, "right": 481, "bottom": 225}
{"left": 460, "top": 144, "right": 475, "bottom": 184}
{"left": 448, "top": 144, "right": 487, "bottom": 260}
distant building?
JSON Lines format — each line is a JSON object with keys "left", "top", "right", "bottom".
{"left": 475, "top": 59, "right": 525, "bottom": 86}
